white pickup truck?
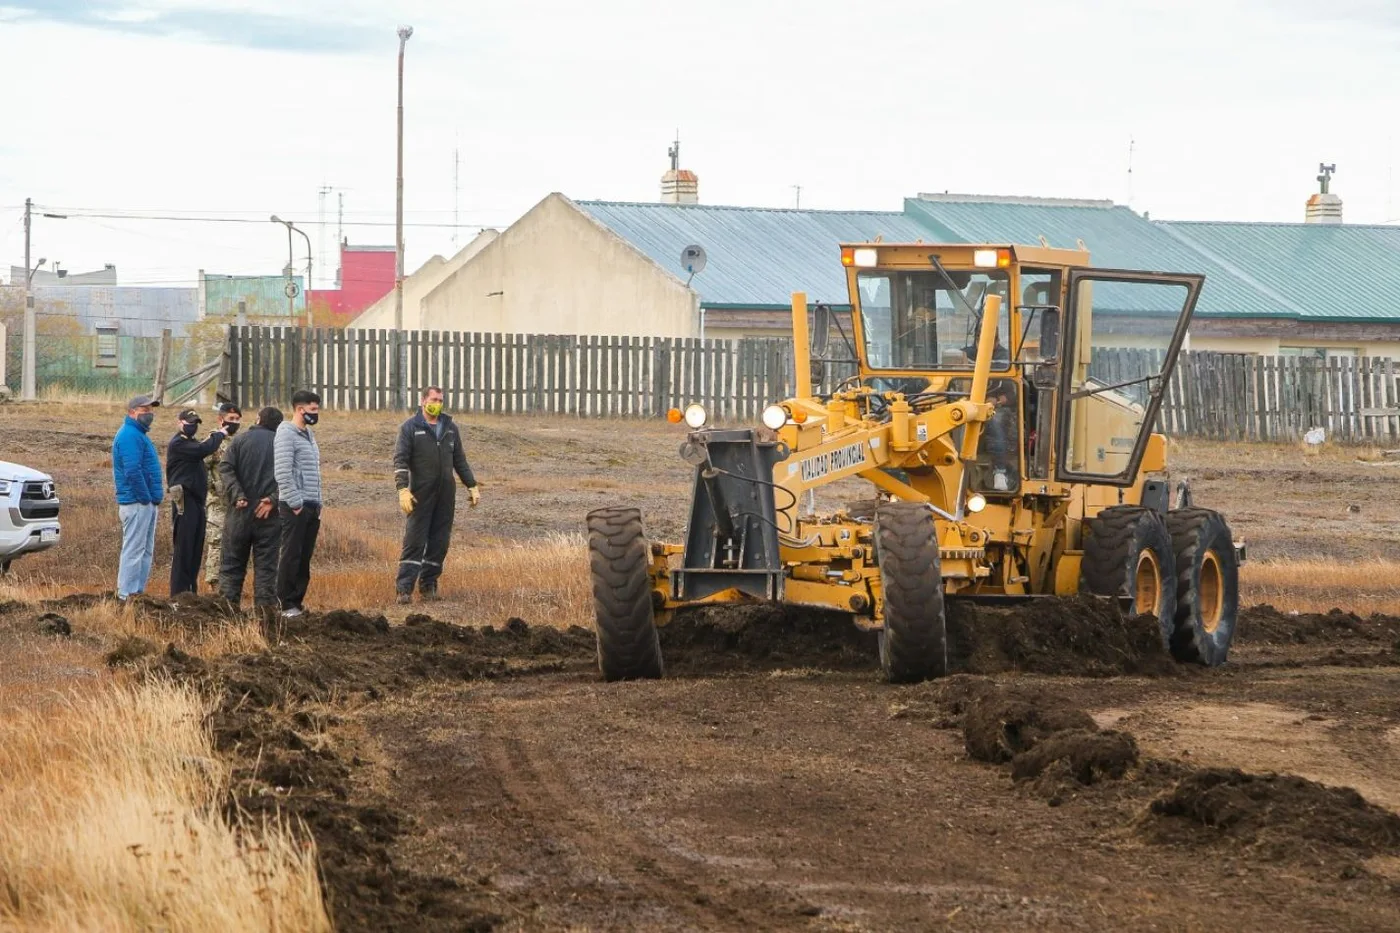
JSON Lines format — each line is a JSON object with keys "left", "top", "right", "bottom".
{"left": 0, "top": 461, "right": 61, "bottom": 572}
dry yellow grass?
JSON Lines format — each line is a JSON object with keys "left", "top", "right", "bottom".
{"left": 0, "top": 678, "right": 329, "bottom": 932}
{"left": 0, "top": 584, "right": 267, "bottom": 659}
{"left": 308, "top": 533, "right": 593, "bottom": 629}
{"left": 1241, "top": 558, "right": 1400, "bottom": 616}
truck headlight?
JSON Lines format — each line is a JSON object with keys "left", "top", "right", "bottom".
{"left": 684, "top": 403, "right": 708, "bottom": 428}
{"left": 966, "top": 493, "right": 987, "bottom": 513}
{"left": 0, "top": 480, "right": 9, "bottom": 496}
{"left": 761, "top": 404, "right": 788, "bottom": 430}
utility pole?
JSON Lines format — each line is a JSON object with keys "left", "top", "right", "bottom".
{"left": 395, "top": 24, "right": 413, "bottom": 410}
{"left": 20, "top": 199, "right": 65, "bottom": 401}
{"left": 337, "top": 192, "right": 344, "bottom": 286}
{"left": 22, "top": 198, "right": 33, "bottom": 401}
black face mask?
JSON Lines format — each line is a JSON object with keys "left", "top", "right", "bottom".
{"left": 224, "top": 422, "right": 240, "bottom": 436}
{"left": 301, "top": 412, "right": 319, "bottom": 426}
{"left": 181, "top": 422, "right": 199, "bottom": 437}
{"left": 136, "top": 412, "right": 155, "bottom": 428}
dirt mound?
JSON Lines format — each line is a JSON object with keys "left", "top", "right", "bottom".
{"left": 105, "top": 635, "right": 158, "bottom": 666}
{"left": 957, "top": 683, "right": 1141, "bottom": 804}
{"left": 1237, "top": 605, "right": 1400, "bottom": 647}
{"left": 948, "top": 597, "right": 1177, "bottom": 677}
{"left": 961, "top": 688, "right": 1098, "bottom": 764}
{"left": 36, "top": 612, "right": 71, "bottom": 636}
{"left": 656, "top": 597, "right": 1175, "bottom": 678}
{"left": 1009, "top": 730, "right": 1139, "bottom": 784}
{"left": 658, "top": 604, "right": 878, "bottom": 674}
{"left": 40, "top": 592, "right": 107, "bottom": 612}
{"left": 1148, "top": 768, "right": 1400, "bottom": 861}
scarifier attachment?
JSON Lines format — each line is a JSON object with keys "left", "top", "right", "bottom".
{"left": 674, "top": 429, "right": 788, "bottom": 602}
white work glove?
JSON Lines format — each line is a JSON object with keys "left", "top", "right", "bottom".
{"left": 468, "top": 485, "right": 481, "bottom": 508}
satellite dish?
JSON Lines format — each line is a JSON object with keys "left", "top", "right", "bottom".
{"left": 680, "top": 244, "right": 707, "bottom": 276}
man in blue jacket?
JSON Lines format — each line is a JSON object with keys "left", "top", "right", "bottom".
{"left": 112, "top": 394, "right": 164, "bottom": 600}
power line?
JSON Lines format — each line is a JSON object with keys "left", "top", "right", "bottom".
{"left": 35, "top": 206, "right": 506, "bottom": 229}
{"left": 50, "top": 212, "right": 496, "bottom": 230}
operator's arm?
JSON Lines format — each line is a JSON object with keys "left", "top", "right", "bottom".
{"left": 274, "top": 427, "right": 302, "bottom": 510}
{"left": 168, "top": 432, "right": 224, "bottom": 463}
{"left": 451, "top": 425, "right": 477, "bottom": 488}
{"left": 393, "top": 421, "right": 412, "bottom": 490}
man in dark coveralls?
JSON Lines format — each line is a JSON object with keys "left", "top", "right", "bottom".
{"left": 393, "top": 386, "right": 481, "bottom": 602}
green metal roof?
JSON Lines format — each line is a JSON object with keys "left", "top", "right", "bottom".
{"left": 905, "top": 195, "right": 1300, "bottom": 320}
{"left": 1158, "top": 221, "right": 1400, "bottom": 323}
{"left": 572, "top": 194, "right": 1400, "bottom": 324}
{"left": 574, "top": 200, "right": 936, "bottom": 309}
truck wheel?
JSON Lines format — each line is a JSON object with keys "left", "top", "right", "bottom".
{"left": 586, "top": 507, "right": 663, "bottom": 681}
{"left": 1165, "top": 508, "right": 1239, "bottom": 667}
{"left": 875, "top": 502, "right": 948, "bottom": 683}
{"left": 1081, "top": 506, "right": 1178, "bottom": 646}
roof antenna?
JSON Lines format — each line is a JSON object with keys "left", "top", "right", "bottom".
{"left": 669, "top": 131, "right": 680, "bottom": 171}
{"left": 1318, "top": 162, "right": 1336, "bottom": 194}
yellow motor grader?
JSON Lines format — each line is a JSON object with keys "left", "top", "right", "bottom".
{"left": 586, "top": 242, "right": 1241, "bottom": 682}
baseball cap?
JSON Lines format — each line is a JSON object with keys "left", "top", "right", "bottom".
{"left": 126, "top": 394, "right": 160, "bottom": 410}
{"left": 177, "top": 408, "right": 202, "bottom": 423}
{"left": 216, "top": 402, "right": 242, "bottom": 416}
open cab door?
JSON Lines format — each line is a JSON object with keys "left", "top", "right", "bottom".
{"left": 1054, "top": 269, "right": 1203, "bottom": 486}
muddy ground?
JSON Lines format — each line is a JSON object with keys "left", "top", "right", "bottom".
{"left": 6, "top": 594, "right": 1390, "bottom": 932}
{"left": 5, "top": 407, "right": 1400, "bottom": 930}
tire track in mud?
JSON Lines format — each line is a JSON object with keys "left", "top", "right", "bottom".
{"left": 470, "top": 694, "right": 812, "bottom": 931}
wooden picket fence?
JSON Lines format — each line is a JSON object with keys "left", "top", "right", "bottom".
{"left": 221, "top": 326, "right": 856, "bottom": 421}
{"left": 220, "top": 327, "right": 1400, "bottom": 442}
{"left": 1093, "top": 348, "right": 1400, "bottom": 442}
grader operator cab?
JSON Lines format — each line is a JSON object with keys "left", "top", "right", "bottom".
{"left": 586, "top": 243, "right": 1241, "bottom": 682}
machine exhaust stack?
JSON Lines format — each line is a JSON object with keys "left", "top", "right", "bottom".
{"left": 791, "top": 291, "right": 812, "bottom": 399}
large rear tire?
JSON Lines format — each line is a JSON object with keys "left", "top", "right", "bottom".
{"left": 874, "top": 503, "right": 948, "bottom": 683}
{"left": 586, "top": 507, "right": 663, "bottom": 682}
{"left": 1081, "top": 505, "right": 1178, "bottom": 646}
{"left": 1165, "top": 508, "right": 1239, "bottom": 667}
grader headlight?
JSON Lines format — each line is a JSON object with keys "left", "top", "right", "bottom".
{"left": 684, "top": 403, "right": 708, "bottom": 428}
{"left": 966, "top": 493, "right": 988, "bottom": 513}
{"left": 761, "top": 404, "right": 788, "bottom": 430}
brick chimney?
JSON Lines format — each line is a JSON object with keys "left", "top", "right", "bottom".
{"left": 661, "top": 137, "right": 698, "bottom": 204}
{"left": 1305, "top": 163, "right": 1342, "bottom": 224}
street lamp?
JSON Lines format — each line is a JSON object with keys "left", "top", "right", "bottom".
{"left": 270, "top": 215, "right": 312, "bottom": 326}
{"left": 394, "top": 24, "right": 413, "bottom": 409}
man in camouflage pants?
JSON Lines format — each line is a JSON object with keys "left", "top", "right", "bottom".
{"left": 203, "top": 402, "right": 243, "bottom": 593}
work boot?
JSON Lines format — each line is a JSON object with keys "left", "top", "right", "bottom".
{"left": 396, "top": 592, "right": 413, "bottom": 605}
{"left": 420, "top": 589, "right": 441, "bottom": 603}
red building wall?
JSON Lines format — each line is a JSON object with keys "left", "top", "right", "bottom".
{"left": 308, "top": 244, "right": 395, "bottom": 318}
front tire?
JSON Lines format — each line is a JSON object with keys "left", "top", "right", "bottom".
{"left": 875, "top": 503, "right": 948, "bottom": 683}
{"left": 1081, "top": 506, "right": 1178, "bottom": 646}
{"left": 586, "top": 507, "right": 663, "bottom": 681}
{"left": 1165, "top": 508, "right": 1239, "bottom": 666}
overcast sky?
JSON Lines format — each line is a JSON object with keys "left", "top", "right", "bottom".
{"left": 2, "top": 0, "right": 1398, "bottom": 289}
